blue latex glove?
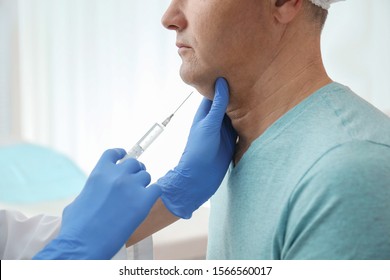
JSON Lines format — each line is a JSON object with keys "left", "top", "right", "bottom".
{"left": 33, "top": 149, "right": 161, "bottom": 260}
{"left": 157, "top": 78, "right": 237, "bottom": 219}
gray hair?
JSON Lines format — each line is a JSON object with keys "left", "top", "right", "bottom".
{"left": 304, "top": 0, "right": 329, "bottom": 32}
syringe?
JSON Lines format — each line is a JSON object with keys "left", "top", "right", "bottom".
{"left": 118, "top": 92, "right": 193, "bottom": 163}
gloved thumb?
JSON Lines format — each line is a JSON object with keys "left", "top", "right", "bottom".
{"left": 206, "top": 78, "right": 230, "bottom": 126}
{"left": 98, "top": 148, "right": 127, "bottom": 165}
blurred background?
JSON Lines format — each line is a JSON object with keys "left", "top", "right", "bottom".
{"left": 0, "top": 0, "right": 389, "bottom": 259}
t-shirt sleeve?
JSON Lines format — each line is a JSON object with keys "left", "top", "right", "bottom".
{"left": 282, "top": 141, "right": 390, "bottom": 260}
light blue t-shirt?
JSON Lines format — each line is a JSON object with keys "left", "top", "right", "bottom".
{"left": 207, "top": 83, "right": 390, "bottom": 260}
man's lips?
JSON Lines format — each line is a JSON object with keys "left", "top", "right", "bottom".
{"left": 176, "top": 42, "right": 192, "bottom": 56}
{"left": 176, "top": 42, "right": 192, "bottom": 49}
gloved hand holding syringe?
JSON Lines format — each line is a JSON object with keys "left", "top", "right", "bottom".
{"left": 33, "top": 78, "right": 235, "bottom": 260}
{"left": 118, "top": 92, "right": 193, "bottom": 163}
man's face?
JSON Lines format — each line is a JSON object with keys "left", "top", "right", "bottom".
{"left": 162, "top": 0, "right": 275, "bottom": 99}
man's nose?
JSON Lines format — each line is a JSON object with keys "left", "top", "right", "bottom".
{"left": 161, "top": 1, "right": 187, "bottom": 31}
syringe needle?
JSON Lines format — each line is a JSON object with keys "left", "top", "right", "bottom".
{"left": 173, "top": 91, "right": 193, "bottom": 115}
{"left": 162, "top": 91, "right": 193, "bottom": 127}
{"left": 120, "top": 91, "right": 194, "bottom": 162}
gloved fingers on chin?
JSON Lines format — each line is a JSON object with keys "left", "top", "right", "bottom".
{"left": 206, "top": 78, "right": 229, "bottom": 125}
{"left": 192, "top": 97, "right": 213, "bottom": 125}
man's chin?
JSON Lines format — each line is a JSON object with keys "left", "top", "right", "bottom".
{"left": 180, "top": 69, "right": 216, "bottom": 100}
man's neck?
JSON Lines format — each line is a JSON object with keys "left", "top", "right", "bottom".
{"left": 226, "top": 37, "right": 331, "bottom": 164}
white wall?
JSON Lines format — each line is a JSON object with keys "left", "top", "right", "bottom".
{"left": 5, "top": 0, "right": 202, "bottom": 182}
{"left": 322, "top": 0, "right": 390, "bottom": 113}
{"left": 0, "top": 0, "right": 19, "bottom": 140}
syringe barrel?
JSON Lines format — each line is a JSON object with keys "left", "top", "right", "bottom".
{"left": 119, "top": 145, "right": 144, "bottom": 162}
{"left": 118, "top": 123, "right": 164, "bottom": 163}
{"left": 136, "top": 123, "right": 165, "bottom": 151}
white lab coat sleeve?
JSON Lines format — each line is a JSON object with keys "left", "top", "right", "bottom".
{"left": 0, "top": 209, "right": 61, "bottom": 260}
{"left": 0, "top": 209, "right": 131, "bottom": 260}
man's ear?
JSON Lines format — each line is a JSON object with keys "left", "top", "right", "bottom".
{"left": 273, "top": 0, "right": 303, "bottom": 24}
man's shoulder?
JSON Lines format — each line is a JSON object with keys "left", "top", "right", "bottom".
{"left": 284, "top": 140, "right": 390, "bottom": 259}
{"left": 311, "top": 140, "right": 390, "bottom": 176}
{"left": 293, "top": 140, "right": 390, "bottom": 202}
